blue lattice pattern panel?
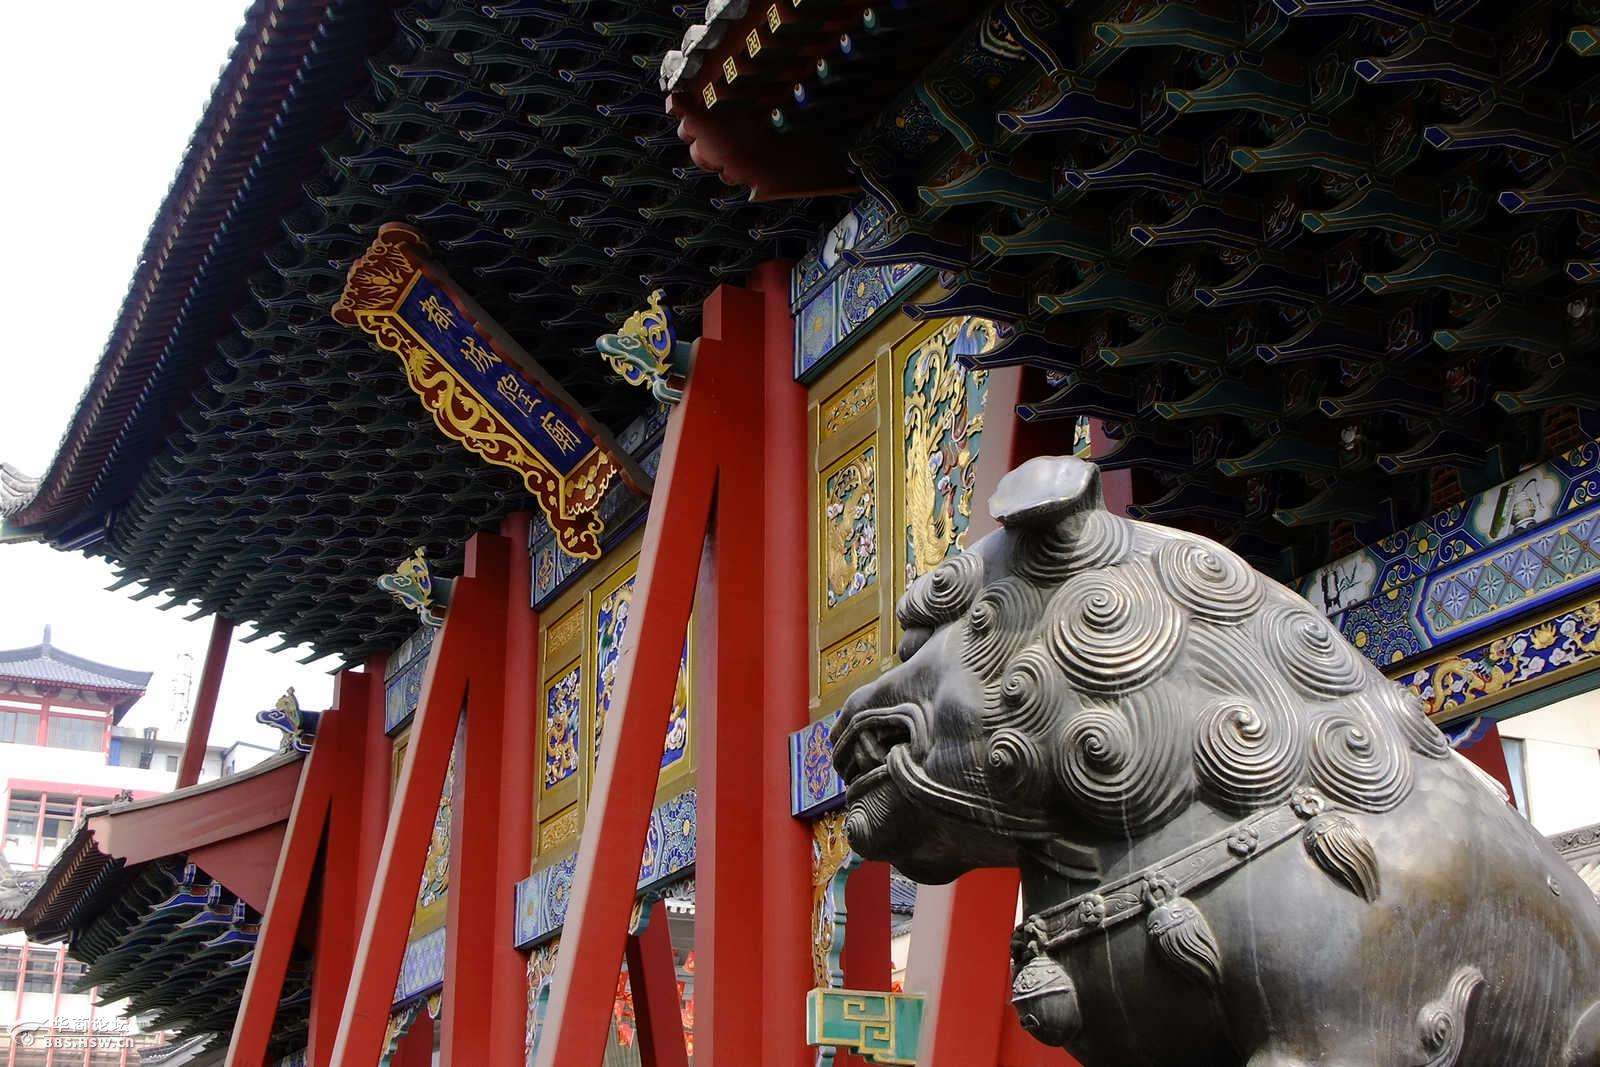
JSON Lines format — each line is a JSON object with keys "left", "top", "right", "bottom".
{"left": 789, "top": 712, "right": 846, "bottom": 817}
{"left": 1295, "top": 439, "right": 1600, "bottom": 666}
{"left": 383, "top": 625, "right": 435, "bottom": 734}
{"left": 513, "top": 788, "right": 697, "bottom": 948}
{"left": 793, "top": 200, "right": 928, "bottom": 379}
{"left": 393, "top": 925, "right": 446, "bottom": 1005}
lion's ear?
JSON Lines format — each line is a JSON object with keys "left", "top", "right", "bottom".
{"left": 989, "top": 456, "right": 1104, "bottom": 529}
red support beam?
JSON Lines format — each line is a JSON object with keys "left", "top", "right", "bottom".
{"left": 693, "top": 283, "right": 768, "bottom": 1064}
{"left": 490, "top": 511, "right": 538, "bottom": 1063}
{"left": 309, "top": 670, "right": 373, "bottom": 1067}
{"left": 625, "top": 903, "right": 690, "bottom": 1067}
{"left": 330, "top": 532, "right": 511, "bottom": 1066}
{"left": 839, "top": 860, "right": 894, "bottom": 1067}
{"left": 441, "top": 550, "right": 510, "bottom": 1066}
{"left": 534, "top": 285, "right": 746, "bottom": 1067}
{"left": 357, "top": 652, "right": 391, "bottom": 907}
{"left": 177, "top": 615, "right": 233, "bottom": 788}
{"left": 750, "top": 259, "right": 815, "bottom": 1067}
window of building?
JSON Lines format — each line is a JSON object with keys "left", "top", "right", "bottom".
{"left": 22, "top": 950, "right": 57, "bottom": 992}
{"left": 5, "top": 795, "right": 39, "bottom": 859}
{"left": 46, "top": 713, "right": 104, "bottom": 752}
{"left": 38, "top": 797, "right": 76, "bottom": 863}
{"left": 0, "top": 946, "right": 23, "bottom": 989}
{"left": 165, "top": 754, "right": 179, "bottom": 772}
{"left": 0, "top": 709, "right": 39, "bottom": 744}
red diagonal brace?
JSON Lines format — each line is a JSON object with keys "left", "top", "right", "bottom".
{"left": 226, "top": 670, "right": 365, "bottom": 1067}
{"left": 626, "top": 902, "right": 690, "bottom": 1067}
{"left": 330, "top": 532, "right": 511, "bottom": 1066}
{"left": 534, "top": 282, "right": 767, "bottom": 1067}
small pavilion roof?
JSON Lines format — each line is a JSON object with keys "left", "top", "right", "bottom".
{"left": 0, "top": 626, "right": 151, "bottom": 719}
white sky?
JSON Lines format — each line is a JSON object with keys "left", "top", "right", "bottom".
{"left": 0, "top": 2, "right": 336, "bottom": 750}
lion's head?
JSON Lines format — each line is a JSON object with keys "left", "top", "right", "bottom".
{"left": 831, "top": 456, "right": 1450, "bottom": 884}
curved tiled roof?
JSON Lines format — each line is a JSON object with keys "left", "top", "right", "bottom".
{"left": 6, "top": 0, "right": 839, "bottom": 658}
{"left": 0, "top": 629, "right": 152, "bottom": 695}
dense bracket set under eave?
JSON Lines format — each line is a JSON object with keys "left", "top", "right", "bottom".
{"left": 22, "top": 0, "right": 847, "bottom": 661}
{"left": 673, "top": 0, "right": 1600, "bottom": 580}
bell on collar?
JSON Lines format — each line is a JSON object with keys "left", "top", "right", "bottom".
{"left": 1011, "top": 953, "right": 1081, "bottom": 1047}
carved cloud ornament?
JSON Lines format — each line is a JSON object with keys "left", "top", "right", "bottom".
{"left": 833, "top": 456, "right": 1600, "bottom": 1066}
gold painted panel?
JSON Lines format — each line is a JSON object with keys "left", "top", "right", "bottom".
{"left": 898, "top": 317, "right": 992, "bottom": 585}
{"left": 820, "top": 440, "right": 880, "bottom": 615}
{"left": 820, "top": 622, "right": 879, "bottom": 703}
{"left": 530, "top": 526, "right": 697, "bottom": 876}
{"left": 408, "top": 720, "right": 460, "bottom": 939}
{"left": 538, "top": 804, "right": 580, "bottom": 856}
{"left": 821, "top": 364, "right": 878, "bottom": 444}
{"left": 546, "top": 605, "right": 584, "bottom": 668}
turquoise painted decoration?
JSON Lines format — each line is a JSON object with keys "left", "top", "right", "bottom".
{"left": 594, "top": 290, "right": 694, "bottom": 405}
{"left": 805, "top": 989, "right": 925, "bottom": 1066}
{"left": 256, "top": 687, "right": 318, "bottom": 754}
{"left": 379, "top": 547, "right": 447, "bottom": 628}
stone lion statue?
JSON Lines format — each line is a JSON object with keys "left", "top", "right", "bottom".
{"left": 832, "top": 456, "right": 1600, "bottom": 1066}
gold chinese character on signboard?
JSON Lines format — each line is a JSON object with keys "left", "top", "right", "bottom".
{"left": 459, "top": 336, "right": 500, "bottom": 373}
{"left": 746, "top": 28, "right": 762, "bottom": 56}
{"left": 541, "top": 411, "right": 583, "bottom": 454}
{"left": 419, "top": 294, "right": 455, "bottom": 331}
{"left": 495, "top": 375, "right": 542, "bottom": 417}
{"left": 723, "top": 56, "right": 739, "bottom": 83}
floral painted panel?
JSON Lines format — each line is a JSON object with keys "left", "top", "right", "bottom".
{"left": 662, "top": 651, "right": 689, "bottom": 770}
{"left": 823, "top": 445, "right": 878, "bottom": 610}
{"left": 902, "top": 318, "right": 993, "bottom": 582}
{"left": 544, "top": 665, "right": 581, "bottom": 790}
{"left": 594, "top": 574, "right": 637, "bottom": 771}
{"left": 594, "top": 570, "right": 691, "bottom": 773}
{"left": 408, "top": 716, "right": 462, "bottom": 948}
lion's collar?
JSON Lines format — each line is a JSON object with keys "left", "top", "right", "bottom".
{"left": 1016, "top": 788, "right": 1338, "bottom": 955}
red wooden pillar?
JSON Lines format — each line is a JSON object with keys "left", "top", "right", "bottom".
{"left": 392, "top": 1013, "right": 433, "bottom": 1067}
{"left": 750, "top": 259, "right": 816, "bottom": 1067}
{"left": 694, "top": 284, "right": 769, "bottom": 1065}
{"left": 626, "top": 903, "right": 690, "bottom": 1067}
{"left": 358, "top": 653, "right": 392, "bottom": 899}
{"left": 308, "top": 671, "right": 373, "bottom": 1067}
{"left": 534, "top": 282, "right": 770, "bottom": 1067}
{"left": 490, "top": 511, "right": 538, "bottom": 1063}
{"left": 329, "top": 532, "right": 511, "bottom": 1066}
{"left": 441, "top": 543, "right": 511, "bottom": 1064}
{"left": 839, "top": 860, "right": 894, "bottom": 1067}
{"left": 177, "top": 615, "right": 233, "bottom": 788}
{"left": 905, "top": 367, "right": 1079, "bottom": 1067}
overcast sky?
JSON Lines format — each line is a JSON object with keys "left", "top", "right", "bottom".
{"left": 0, "top": 3, "right": 336, "bottom": 749}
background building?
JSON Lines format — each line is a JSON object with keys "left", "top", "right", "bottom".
{"left": 0, "top": 629, "right": 224, "bottom": 1067}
